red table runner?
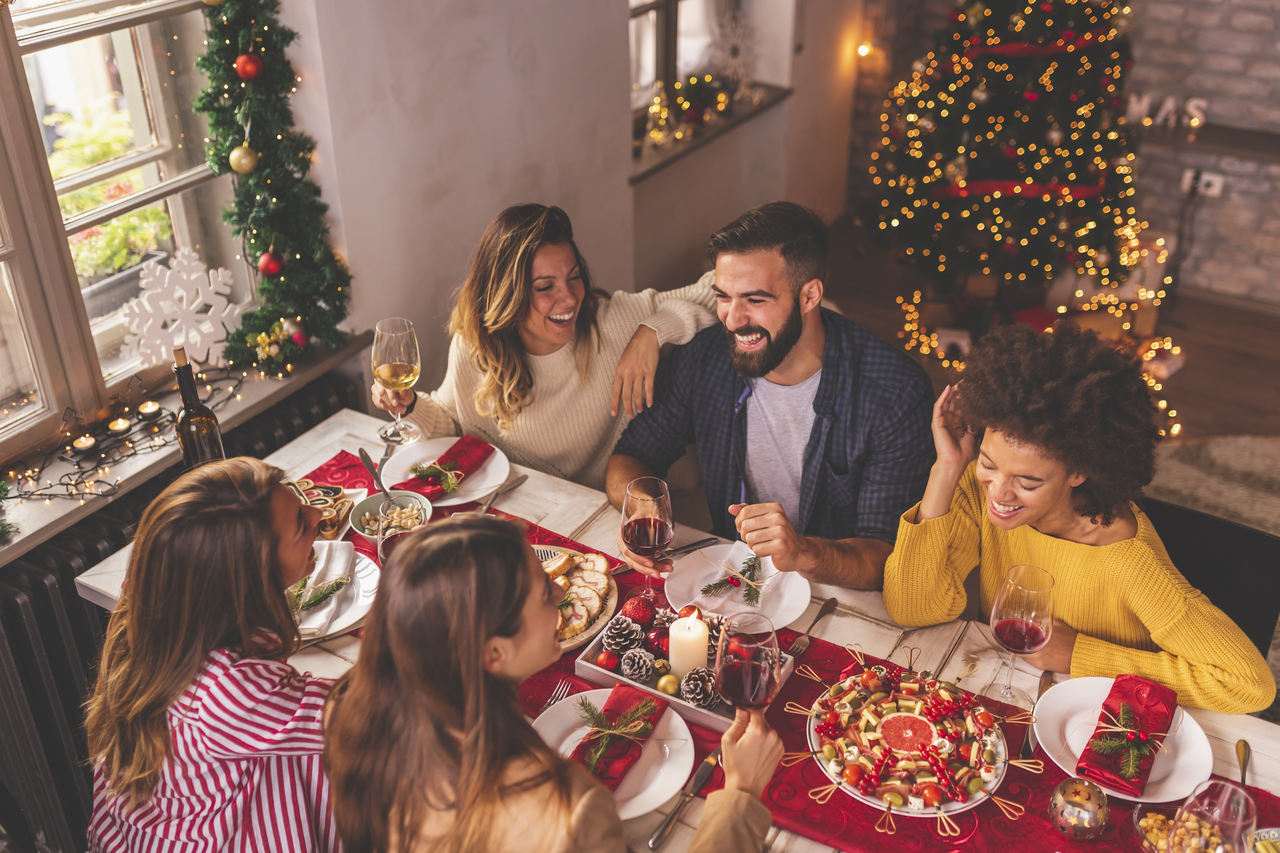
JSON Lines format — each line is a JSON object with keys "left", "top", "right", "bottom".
{"left": 522, "top": 573, "right": 1280, "bottom": 852}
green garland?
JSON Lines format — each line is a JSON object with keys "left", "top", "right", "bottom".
{"left": 194, "top": 0, "right": 350, "bottom": 373}
{"left": 0, "top": 481, "right": 15, "bottom": 542}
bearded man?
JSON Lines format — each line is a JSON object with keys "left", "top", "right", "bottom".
{"left": 606, "top": 202, "right": 933, "bottom": 589}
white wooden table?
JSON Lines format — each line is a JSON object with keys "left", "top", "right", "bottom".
{"left": 76, "top": 409, "right": 1280, "bottom": 852}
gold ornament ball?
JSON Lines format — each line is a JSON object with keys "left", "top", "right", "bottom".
{"left": 229, "top": 143, "right": 259, "bottom": 174}
{"left": 653, "top": 658, "right": 671, "bottom": 676}
{"left": 656, "top": 674, "right": 679, "bottom": 695}
{"left": 1048, "top": 778, "right": 1110, "bottom": 842}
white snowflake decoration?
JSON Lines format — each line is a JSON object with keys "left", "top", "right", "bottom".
{"left": 706, "top": 12, "right": 758, "bottom": 100}
{"left": 121, "top": 247, "right": 245, "bottom": 367}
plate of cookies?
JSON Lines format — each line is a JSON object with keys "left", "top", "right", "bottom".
{"left": 537, "top": 545, "right": 618, "bottom": 652}
{"left": 285, "top": 479, "right": 359, "bottom": 540}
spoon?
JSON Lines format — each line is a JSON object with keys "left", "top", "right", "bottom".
{"left": 358, "top": 447, "right": 393, "bottom": 503}
{"left": 1236, "top": 738, "right": 1251, "bottom": 787}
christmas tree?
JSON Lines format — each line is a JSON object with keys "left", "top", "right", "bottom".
{"left": 872, "top": 0, "right": 1143, "bottom": 338}
{"left": 194, "top": 0, "right": 350, "bottom": 373}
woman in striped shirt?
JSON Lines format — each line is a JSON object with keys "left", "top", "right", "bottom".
{"left": 325, "top": 515, "right": 781, "bottom": 853}
{"left": 84, "top": 457, "right": 342, "bottom": 852}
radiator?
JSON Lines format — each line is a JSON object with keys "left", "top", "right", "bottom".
{"left": 0, "top": 373, "right": 357, "bottom": 851}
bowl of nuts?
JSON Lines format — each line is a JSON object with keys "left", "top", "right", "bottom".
{"left": 348, "top": 490, "right": 432, "bottom": 544}
{"left": 1133, "top": 803, "right": 1182, "bottom": 852}
{"left": 1135, "top": 780, "right": 1258, "bottom": 853}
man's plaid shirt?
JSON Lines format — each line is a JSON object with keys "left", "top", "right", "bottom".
{"left": 614, "top": 309, "right": 935, "bottom": 543}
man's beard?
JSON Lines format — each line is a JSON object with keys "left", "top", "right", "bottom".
{"left": 724, "top": 299, "right": 804, "bottom": 378}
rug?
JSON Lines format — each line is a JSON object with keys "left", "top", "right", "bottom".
{"left": 1148, "top": 435, "right": 1280, "bottom": 537}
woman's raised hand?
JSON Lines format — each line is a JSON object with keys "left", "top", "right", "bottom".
{"left": 931, "top": 384, "right": 976, "bottom": 475}
{"left": 720, "top": 709, "right": 783, "bottom": 800}
{"left": 370, "top": 382, "right": 415, "bottom": 416}
{"left": 610, "top": 325, "right": 659, "bottom": 417}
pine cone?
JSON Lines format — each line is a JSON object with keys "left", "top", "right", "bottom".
{"left": 602, "top": 615, "right": 645, "bottom": 653}
{"left": 620, "top": 648, "right": 655, "bottom": 682}
{"left": 705, "top": 614, "right": 725, "bottom": 661}
{"left": 652, "top": 607, "right": 678, "bottom": 631}
{"left": 680, "top": 666, "right": 719, "bottom": 708}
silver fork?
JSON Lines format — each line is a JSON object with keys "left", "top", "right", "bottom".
{"left": 539, "top": 679, "right": 573, "bottom": 714}
{"left": 786, "top": 597, "right": 838, "bottom": 657}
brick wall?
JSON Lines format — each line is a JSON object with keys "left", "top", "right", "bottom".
{"left": 846, "top": 0, "right": 1280, "bottom": 309}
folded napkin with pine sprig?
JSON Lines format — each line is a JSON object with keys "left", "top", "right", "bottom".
{"left": 570, "top": 684, "right": 668, "bottom": 792}
{"left": 1075, "top": 674, "right": 1178, "bottom": 797}
{"left": 392, "top": 434, "right": 494, "bottom": 501}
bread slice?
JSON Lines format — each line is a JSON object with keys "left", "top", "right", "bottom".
{"left": 542, "top": 552, "right": 573, "bottom": 580}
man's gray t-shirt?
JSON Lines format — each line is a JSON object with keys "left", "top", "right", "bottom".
{"left": 743, "top": 370, "right": 822, "bottom": 524}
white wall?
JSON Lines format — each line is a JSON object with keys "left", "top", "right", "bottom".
{"left": 281, "top": 0, "right": 636, "bottom": 390}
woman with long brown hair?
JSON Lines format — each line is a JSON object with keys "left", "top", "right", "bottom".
{"left": 325, "top": 515, "right": 780, "bottom": 853}
{"left": 372, "top": 203, "right": 716, "bottom": 488}
{"left": 85, "top": 457, "right": 341, "bottom": 852}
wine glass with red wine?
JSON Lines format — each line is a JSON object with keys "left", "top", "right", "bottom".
{"left": 986, "top": 563, "right": 1054, "bottom": 707}
{"left": 621, "top": 476, "right": 674, "bottom": 601}
{"left": 714, "top": 613, "right": 781, "bottom": 710}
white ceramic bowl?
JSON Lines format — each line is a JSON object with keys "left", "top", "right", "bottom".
{"left": 346, "top": 490, "right": 432, "bottom": 543}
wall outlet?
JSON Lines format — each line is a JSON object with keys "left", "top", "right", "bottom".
{"left": 1181, "top": 168, "right": 1224, "bottom": 197}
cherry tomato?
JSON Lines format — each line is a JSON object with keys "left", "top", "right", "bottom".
{"left": 824, "top": 711, "right": 841, "bottom": 727}
{"left": 974, "top": 710, "right": 994, "bottom": 729}
{"left": 860, "top": 670, "right": 881, "bottom": 690}
{"left": 918, "top": 783, "right": 944, "bottom": 807}
{"left": 957, "top": 742, "right": 972, "bottom": 762}
{"left": 842, "top": 765, "right": 864, "bottom": 785}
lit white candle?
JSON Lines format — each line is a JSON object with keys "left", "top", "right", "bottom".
{"left": 668, "top": 616, "right": 709, "bottom": 680}
{"left": 107, "top": 417, "right": 130, "bottom": 435}
{"left": 71, "top": 435, "right": 96, "bottom": 454}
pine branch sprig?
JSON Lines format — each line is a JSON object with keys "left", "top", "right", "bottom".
{"left": 576, "top": 696, "right": 657, "bottom": 774}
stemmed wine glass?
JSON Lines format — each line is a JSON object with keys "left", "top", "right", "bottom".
{"left": 986, "top": 563, "right": 1054, "bottom": 708}
{"left": 621, "top": 476, "right": 673, "bottom": 601}
{"left": 372, "top": 317, "right": 422, "bottom": 445}
{"left": 714, "top": 613, "right": 781, "bottom": 710}
{"left": 1167, "top": 780, "right": 1255, "bottom": 852}
{"left": 377, "top": 496, "right": 416, "bottom": 565}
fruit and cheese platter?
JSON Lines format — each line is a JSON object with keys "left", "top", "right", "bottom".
{"left": 805, "top": 656, "right": 1016, "bottom": 821}
{"left": 537, "top": 545, "right": 619, "bottom": 651}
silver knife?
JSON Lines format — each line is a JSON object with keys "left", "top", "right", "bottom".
{"left": 649, "top": 747, "right": 721, "bottom": 849}
{"left": 1022, "top": 670, "right": 1053, "bottom": 758}
{"left": 478, "top": 473, "right": 527, "bottom": 513}
{"left": 664, "top": 537, "right": 719, "bottom": 560}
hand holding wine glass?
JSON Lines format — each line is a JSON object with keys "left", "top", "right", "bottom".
{"left": 987, "top": 563, "right": 1054, "bottom": 708}
{"left": 620, "top": 476, "right": 673, "bottom": 600}
{"left": 714, "top": 613, "right": 781, "bottom": 711}
{"left": 372, "top": 317, "right": 422, "bottom": 445}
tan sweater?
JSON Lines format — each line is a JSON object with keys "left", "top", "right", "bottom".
{"left": 409, "top": 758, "right": 772, "bottom": 852}
{"left": 403, "top": 274, "right": 717, "bottom": 489}
{"left": 883, "top": 464, "right": 1276, "bottom": 714}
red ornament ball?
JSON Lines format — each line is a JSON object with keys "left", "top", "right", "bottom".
{"left": 677, "top": 604, "right": 702, "bottom": 621}
{"left": 595, "top": 650, "right": 620, "bottom": 671}
{"left": 726, "top": 576, "right": 741, "bottom": 588}
{"left": 1138, "top": 732, "right": 1150, "bottom": 743}
{"left": 1024, "top": 91, "right": 1039, "bottom": 102}
{"left": 234, "top": 53, "right": 263, "bottom": 80}
{"left": 257, "top": 251, "right": 283, "bottom": 277}
{"left": 290, "top": 331, "right": 309, "bottom": 348}
{"left": 620, "top": 596, "right": 656, "bottom": 629}
{"left": 646, "top": 630, "right": 670, "bottom": 657}
{"left": 1125, "top": 730, "right": 1138, "bottom": 742}
{"left": 1039, "top": 2, "right": 1052, "bottom": 11}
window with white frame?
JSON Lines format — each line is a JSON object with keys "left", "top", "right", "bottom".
{"left": 0, "top": 0, "right": 249, "bottom": 461}
{"left": 628, "top": 0, "right": 722, "bottom": 111}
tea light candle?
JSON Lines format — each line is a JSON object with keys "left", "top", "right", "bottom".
{"left": 72, "top": 435, "right": 96, "bottom": 454}
{"left": 137, "top": 400, "right": 160, "bottom": 419}
{"left": 107, "top": 417, "right": 131, "bottom": 435}
{"left": 669, "top": 615, "right": 709, "bottom": 680}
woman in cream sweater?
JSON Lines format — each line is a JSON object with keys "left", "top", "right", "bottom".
{"left": 325, "top": 515, "right": 781, "bottom": 853}
{"left": 883, "top": 322, "right": 1274, "bottom": 714}
{"left": 373, "top": 204, "right": 716, "bottom": 489}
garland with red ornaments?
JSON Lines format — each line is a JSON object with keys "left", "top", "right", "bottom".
{"left": 194, "top": 0, "right": 350, "bottom": 373}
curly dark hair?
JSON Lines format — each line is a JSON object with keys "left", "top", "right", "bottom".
{"left": 954, "top": 322, "right": 1161, "bottom": 525}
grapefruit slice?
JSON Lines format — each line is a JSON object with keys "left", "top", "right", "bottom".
{"left": 878, "top": 713, "right": 937, "bottom": 755}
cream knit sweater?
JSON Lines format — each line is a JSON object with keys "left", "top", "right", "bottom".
{"left": 883, "top": 464, "right": 1276, "bottom": 714}
{"left": 401, "top": 273, "right": 717, "bottom": 489}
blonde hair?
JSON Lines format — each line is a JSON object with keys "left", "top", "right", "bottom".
{"left": 325, "top": 516, "right": 572, "bottom": 853}
{"left": 449, "top": 204, "right": 601, "bottom": 431}
{"left": 84, "top": 458, "right": 297, "bottom": 806}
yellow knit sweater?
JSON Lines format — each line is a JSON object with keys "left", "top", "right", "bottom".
{"left": 883, "top": 464, "right": 1275, "bottom": 714}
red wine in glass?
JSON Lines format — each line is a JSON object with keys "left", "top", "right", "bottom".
{"left": 993, "top": 618, "right": 1049, "bottom": 654}
{"left": 716, "top": 658, "right": 780, "bottom": 710}
{"left": 378, "top": 530, "right": 411, "bottom": 564}
{"left": 621, "top": 517, "right": 674, "bottom": 558}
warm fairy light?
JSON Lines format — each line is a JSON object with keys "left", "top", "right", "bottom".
{"left": 857, "top": 42, "right": 873, "bottom": 57}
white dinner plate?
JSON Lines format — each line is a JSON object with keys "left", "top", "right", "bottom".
{"left": 1033, "top": 676, "right": 1212, "bottom": 802}
{"left": 533, "top": 688, "right": 695, "bottom": 820}
{"left": 533, "top": 545, "right": 619, "bottom": 652}
{"left": 378, "top": 437, "right": 511, "bottom": 506}
{"left": 664, "top": 542, "right": 811, "bottom": 628}
{"left": 296, "top": 551, "right": 379, "bottom": 640}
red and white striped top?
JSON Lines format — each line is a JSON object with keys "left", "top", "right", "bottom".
{"left": 88, "top": 648, "right": 342, "bottom": 853}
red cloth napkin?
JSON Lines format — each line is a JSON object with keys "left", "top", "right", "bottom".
{"left": 1075, "top": 674, "right": 1179, "bottom": 797}
{"left": 569, "top": 684, "right": 668, "bottom": 793}
{"left": 390, "top": 435, "right": 494, "bottom": 501}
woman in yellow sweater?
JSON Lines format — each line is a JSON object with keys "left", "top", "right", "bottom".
{"left": 883, "top": 322, "right": 1274, "bottom": 714}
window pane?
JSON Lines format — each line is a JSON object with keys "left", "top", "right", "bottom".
{"left": 90, "top": 176, "right": 250, "bottom": 381}
{"left": 676, "top": 0, "right": 716, "bottom": 81}
{"left": 630, "top": 10, "right": 658, "bottom": 111}
{"left": 0, "top": 264, "right": 43, "bottom": 432}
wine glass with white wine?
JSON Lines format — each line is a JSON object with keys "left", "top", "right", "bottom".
{"left": 372, "top": 317, "right": 422, "bottom": 445}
